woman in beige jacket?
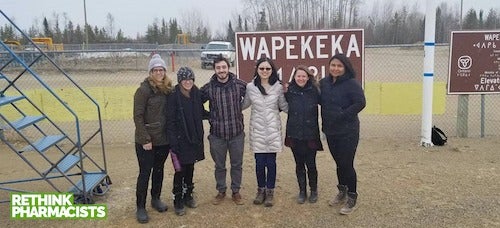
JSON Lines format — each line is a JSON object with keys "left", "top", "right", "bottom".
{"left": 242, "top": 57, "right": 288, "bottom": 207}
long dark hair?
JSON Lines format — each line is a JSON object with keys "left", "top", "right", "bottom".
{"left": 253, "top": 57, "right": 280, "bottom": 95}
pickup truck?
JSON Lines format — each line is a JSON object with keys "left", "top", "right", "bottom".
{"left": 200, "top": 41, "right": 236, "bottom": 69}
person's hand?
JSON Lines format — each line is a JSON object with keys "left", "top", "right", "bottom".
{"left": 142, "top": 142, "right": 153, "bottom": 151}
{"left": 283, "top": 82, "right": 289, "bottom": 93}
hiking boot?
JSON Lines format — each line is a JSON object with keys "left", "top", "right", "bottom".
{"left": 174, "top": 193, "right": 185, "bottom": 216}
{"left": 151, "top": 198, "right": 168, "bottom": 212}
{"left": 264, "top": 189, "right": 274, "bottom": 207}
{"left": 136, "top": 208, "right": 149, "bottom": 223}
{"left": 329, "top": 185, "right": 348, "bottom": 206}
{"left": 297, "top": 191, "right": 306, "bottom": 204}
{"left": 232, "top": 192, "right": 244, "bottom": 205}
{"left": 309, "top": 190, "right": 318, "bottom": 203}
{"left": 339, "top": 192, "right": 358, "bottom": 215}
{"left": 253, "top": 187, "right": 266, "bottom": 205}
{"left": 212, "top": 192, "right": 226, "bottom": 205}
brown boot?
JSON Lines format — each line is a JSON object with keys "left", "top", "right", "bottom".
{"left": 340, "top": 192, "right": 358, "bottom": 215}
{"left": 212, "top": 192, "right": 226, "bottom": 205}
{"left": 329, "top": 185, "right": 348, "bottom": 206}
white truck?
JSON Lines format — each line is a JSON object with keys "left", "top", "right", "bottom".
{"left": 200, "top": 41, "right": 236, "bottom": 69}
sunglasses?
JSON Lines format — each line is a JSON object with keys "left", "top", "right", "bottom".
{"left": 258, "top": 67, "right": 272, "bottom": 71}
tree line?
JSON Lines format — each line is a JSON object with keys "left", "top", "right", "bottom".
{"left": 1, "top": 0, "right": 499, "bottom": 45}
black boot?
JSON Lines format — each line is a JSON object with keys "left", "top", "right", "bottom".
{"left": 174, "top": 193, "right": 185, "bottom": 216}
{"left": 296, "top": 170, "right": 307, "bottom": 204}
{"left": 340, "top": 192, "right": 358, "bottom": 215}
{"left": 151, "top": 197, "right": 168, "bottom": 212}
{"left": 136, "top": 192, "right": 148, "bottom": 223}
{"left": 136, "top": 208, "right": 149, "bottom": 224}
{"left": 308, "top": 169, "right": 318, "bottom": 203}
{"left": 184, "top": 184, "right": 197, "bottom": 208}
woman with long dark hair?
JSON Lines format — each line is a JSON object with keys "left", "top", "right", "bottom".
{"left": 243, "top": 57, "right": 288, "bottom": 207}
{"left": 320, "top": 54, "right": 366, "bottom": 215}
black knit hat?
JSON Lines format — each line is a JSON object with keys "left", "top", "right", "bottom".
{"left": 177, "top": 67, "right": 195, "bottom": 83}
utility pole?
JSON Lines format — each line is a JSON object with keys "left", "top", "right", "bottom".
{"left": 83, "top": 0, "right": 89, "bottom": 49}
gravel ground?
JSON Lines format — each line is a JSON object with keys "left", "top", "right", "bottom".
{"left": 1, "top": 136, "right": 499, "bottom": 227}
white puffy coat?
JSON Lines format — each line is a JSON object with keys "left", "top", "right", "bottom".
{"left": 242, "top": 82, "right": 288, "bottom": 153}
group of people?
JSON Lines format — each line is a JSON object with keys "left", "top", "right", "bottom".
{"left": 133, "top": 53, "right": 366, "bottom": 223}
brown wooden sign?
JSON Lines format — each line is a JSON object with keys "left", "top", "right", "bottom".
{"left": 235, "top": 29, "right": 364, "bottom": 86}
{"left": 448, "top": 31, "right": 500, "bottom": 94}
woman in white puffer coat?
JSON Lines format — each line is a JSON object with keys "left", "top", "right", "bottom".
{"left": 242, "top": 57, "right": 288, "bottom": 207}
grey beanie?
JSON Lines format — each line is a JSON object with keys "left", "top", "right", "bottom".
{"left": 177, "top": 67, "right": 195, "bottom": 83}
{"left": 148, "top": 54, "right": 167, "bottom": 72}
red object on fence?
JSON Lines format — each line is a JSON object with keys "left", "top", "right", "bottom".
{"left": 170, "top": 52, "right": 175, "bottom": 72}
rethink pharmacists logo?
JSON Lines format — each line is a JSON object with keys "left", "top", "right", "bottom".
{"left": 10, "top": 193, "right": 107, "bottom": 220}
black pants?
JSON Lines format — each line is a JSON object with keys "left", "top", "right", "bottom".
{"left": 325, "top": 133, "right": 359, "bottom": 193}
{"left": 173, "top": 163, "right": 195, "bottom": 194}
{"left": 135, "top": 143, "right": 170, "bottom": 208}
{"left": 291, "top": 140, "right": 318, "bottom": 191}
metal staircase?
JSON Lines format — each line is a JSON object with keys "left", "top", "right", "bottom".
{"left": 0, "top": 10, "right": 110, "bottom": 204}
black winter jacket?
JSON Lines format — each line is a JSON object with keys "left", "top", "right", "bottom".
{"left": 166, "top": 85, "right": 205, "bottom": 164}
{"left": 320, "top": 73, "right": 366, "bottom": 136}
{"left": 285, "top": 81, "right": 321, "bottom": 141}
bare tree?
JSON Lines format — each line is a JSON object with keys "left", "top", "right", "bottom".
{"left": 106, "top": 13, "right": 115, "bottom": 39}
{"left": 179, "top": 8, "right": 210, "bottom": 41}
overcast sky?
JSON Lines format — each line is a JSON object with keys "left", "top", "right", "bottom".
{"left": 1, "top": 0, "right": 498, "bottom": 37}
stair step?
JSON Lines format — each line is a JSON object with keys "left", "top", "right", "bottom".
{"left": 49, "top": 154, "right": 80, "bottom": 174}
{"left": 0, "top": 95, "right": 24, "bottom": 106}
{"left": 9, "top": 116, "right": 45, "bottom": 130}
{"left": 69, "top": 173, "right": 107, "bottom": 194}
{"left": 19, "top": 134, "right": 66, "bottom": 153}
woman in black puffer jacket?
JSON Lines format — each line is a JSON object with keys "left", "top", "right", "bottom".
{"left": 320, "top": 54, "right": 366, "bottom": 215}
{"left": 285, "top": 65, "right": 323, "bottom": 204}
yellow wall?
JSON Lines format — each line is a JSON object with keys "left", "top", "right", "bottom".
{"left": 364, "top": 82, "right": 446, "bottom": 115}
{"left": 1, "top": 82, "right": 447, "bottom": 122}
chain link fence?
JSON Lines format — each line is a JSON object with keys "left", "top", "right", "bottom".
{"left": 2, "top": 44, "right": 499, "bottom": 144}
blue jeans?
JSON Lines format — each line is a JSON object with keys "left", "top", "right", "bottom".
{"left": 254, "top": 153, "right": 277, "bottom": 189}
{"left": 208, "top": 133, "right": 245, "bottom": 193}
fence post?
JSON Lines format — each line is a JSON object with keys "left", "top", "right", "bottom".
{"left": 457, "top": 95, "right": 468, "bottom": 137}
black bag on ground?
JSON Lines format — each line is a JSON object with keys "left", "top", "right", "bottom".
{"left": 432, "top": 126, "right": 447, "bottom": 146}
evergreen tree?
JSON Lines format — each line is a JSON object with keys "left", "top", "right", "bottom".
{"left": 237, "top": 15, "right": 243, "bottom": 32}
{"left": 257, "top": 10, "right": 269, "bottom": 31}
{"left": 485, "top": 9, "right": 499, "bottom": 29}
{"left": 43, "top": 17, "right": 53, "bottom": 37}
{"left": 463, "top": 9, "right": 478, "bottom": 29}
{"left": 226, "top": 21, "right": 235, "bottom": 45}
{"left": 169, "top": 19, "right": 180, "bottom": 43}
{"left": 116, "top": 29, "right": 126, "bottom": 42}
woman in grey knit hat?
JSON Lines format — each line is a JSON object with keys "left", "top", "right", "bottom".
{"left": 133, "top": 54, "right": 173, "bottom": 223}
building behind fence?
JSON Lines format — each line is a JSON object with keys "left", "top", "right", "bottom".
{"left": 1, "top": 44, "right": 498, "bottom": 144}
